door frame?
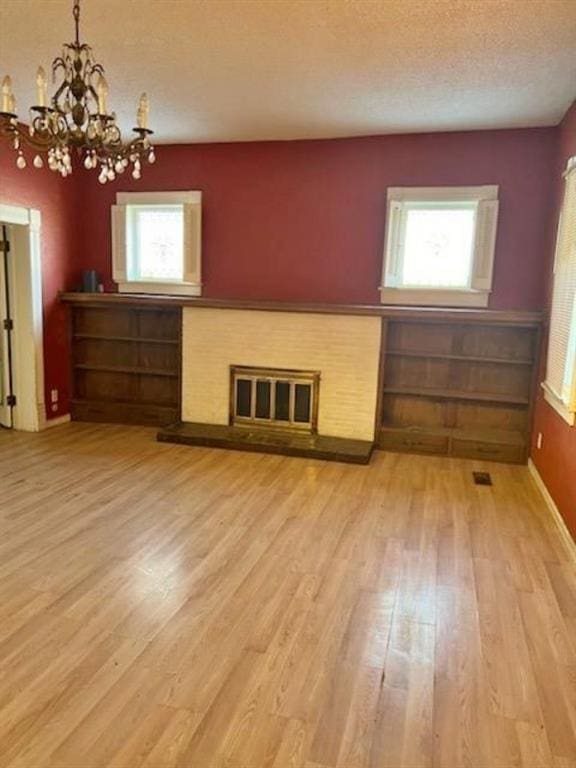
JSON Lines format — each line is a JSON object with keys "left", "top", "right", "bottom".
{"left": 0, "top": 203, "right": 45, "bottom": 431}
{"left": 0, "top": 224, "right": 15, "bottom": 428}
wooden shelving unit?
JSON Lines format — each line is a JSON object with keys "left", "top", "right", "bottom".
{"left": 69, "top": 302, "right": 181, "bottom": 426}
{"left": 379, "top": 318, "right": 541, "bottom": 463}
{"left": 62, "top": 294, "right": 543, "bottom": 464}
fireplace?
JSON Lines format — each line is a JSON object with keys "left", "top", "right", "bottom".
{"left": 181, "top": 308, "right": 381, "bottom": 441}
{"left": 230, "top": 366, "right": 319, "bottom": 432}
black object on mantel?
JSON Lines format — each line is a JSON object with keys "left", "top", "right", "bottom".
{"left": 81, "top": 270, "right": 99, "bottom": 293}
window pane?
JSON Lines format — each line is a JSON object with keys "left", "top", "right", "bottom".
{"left": 546, "top": 167, "right": 576, "bottom": 407}
{"left": 134, "top": 206, "right": 183, "bottom": 281}
{"left": 275, "top": 382, "right": 290, "bottom": 421}
{"left": 236, "top": 379, "right": 251, "bottom": 417}
{"left": 294, "top": 384, "right": 311, "bottom": 423}
{"left": 402, "top": 207, "right": 476, "bottom": 289}
{"left": 255, "top": 380, "right": 271, "bottom": 419}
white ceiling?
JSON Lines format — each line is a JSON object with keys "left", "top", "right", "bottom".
{"left": 1, "top": 0, "right": 575, "bottom": 144}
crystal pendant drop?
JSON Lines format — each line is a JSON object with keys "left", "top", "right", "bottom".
{"left": 33, "top": 154, "right": 43, "bottom": 168}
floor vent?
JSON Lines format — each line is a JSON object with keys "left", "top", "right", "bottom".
{"left": 473, "top": 471, "right": 493, "bottom": 486}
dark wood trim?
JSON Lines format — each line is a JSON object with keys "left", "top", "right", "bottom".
{"left": 382, "top": 385, "right": 530, "bottom": 406}
{"left": 60, "top": 292, "right": 544, "bottom": 327}
{"left": 374, "top": 318, "right": 388, "bottom": 441}
{"left": 525, "top": 322, "right": 545, "bottom": 462}
{"left": 73, "top": 333, "right": 179, "bottom": 345}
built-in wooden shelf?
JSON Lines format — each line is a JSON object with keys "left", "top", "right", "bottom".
{"left": 379, "top": 424, "right": 528, "bottom": 463}
{"left": 72, "top": 399, "right": 178, "bottom": 426}
{"left": 386, "top": 350, "right": 534, "bottom": 366}
{"left": 69, "top": 302, "right": 181, "bottom": 427}
{"left": 379, "top": 316, "right": 541, "bottom": 464}
{"left": 383, "top": 385, "right": 530, "bottom": 406}
{"left": 73, "top": 333, "right": 178, "bottom": 345}
{"left": 74, "top": 363, "right": 178, "bottom": 378}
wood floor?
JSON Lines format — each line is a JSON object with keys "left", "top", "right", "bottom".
{"left": 1, "top": 423, "right": 576, "bottom": 768}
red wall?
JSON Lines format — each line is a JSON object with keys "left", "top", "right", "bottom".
{"left": 0, "top": 151, "right": 81, "bottom": 420}
{"left": 0, "top": 124, "right": 564, "bottom": 433}
{"left": 79, "top": 127, "right": 557, "bottom": 310}
{"left": 531, "top": 101, "right": 576, "bottom": 539}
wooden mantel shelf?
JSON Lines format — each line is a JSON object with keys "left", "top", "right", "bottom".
{"left": 60, "top": 292, "right": 543, "bottom": 326}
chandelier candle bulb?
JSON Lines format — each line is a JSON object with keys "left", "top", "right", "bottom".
{"left": 96, "top": 75, "right": 108, "bottom": 114}
{"left": 137, "top": 93, "right": 149, "bottom": 129}
{"left": 1, "top": 76, "right": 13, "bottom": 113}
{"left": 36, "top": 67, "right": 47, "bottom": 107}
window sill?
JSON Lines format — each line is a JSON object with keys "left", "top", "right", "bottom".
{"left": 379, "top": 287, "right": 490, "bottom": 308}
{"left": 117, "top": 282, "right": 202, "bottom": 297}
{"left": 541, "top": 383, "right": 575, "bottom": 426}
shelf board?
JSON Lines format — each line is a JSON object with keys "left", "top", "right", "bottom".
{"left": 386, "top": 349, "right": 533, "bottom": 366}
{"left": 74, "top": 363, "right": 179, "bottom": 378}
{"left": 380, "top": 424, "right": 526, "bottom": 446}
{"left": 72, "top": 397, "right": 178, "bottom": 408}
{"left": 73, "top": 333, "right": 178, "bottom": 345}
{"left": 383, "top": 385, "right": 529, "bottom": 406}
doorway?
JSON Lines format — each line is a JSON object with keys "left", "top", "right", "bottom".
{"left": 0, "top": 224, "right": 15, "bottom": 428}
{"left": 0, "top": 204, "right": 45, "bottom": 431}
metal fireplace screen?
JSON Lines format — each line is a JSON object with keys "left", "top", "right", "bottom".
{"left": 230, "top": 366, "right": 319, "bottom": 432}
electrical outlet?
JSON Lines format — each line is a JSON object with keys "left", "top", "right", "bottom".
{"left": 537, "top": 432, "right": 543, "bottom": 450}
{"left": 51, "top": 389, "right": 58, "bottom": 404}
{"left": 51, "top": 403, "right": 58, "bottom": 412}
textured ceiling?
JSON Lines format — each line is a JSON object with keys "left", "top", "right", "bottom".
{"left": 1, "top": 0, "right": 575, "bottom": 144}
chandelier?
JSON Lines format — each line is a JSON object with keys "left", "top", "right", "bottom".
{"left": 0, "top": 0, "right": 155, "bottom": 183}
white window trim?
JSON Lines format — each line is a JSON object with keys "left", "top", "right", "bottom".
{"left": 541, "top": 157, "right": 576, "bottom": 427}
{"left": 112, "top": 191, "right": 202, "bottom": 296}
{"left": 116, "top": 191, "right": 200, "bottom": 205}
{"left": 542, "top": 382, "right": 575, "bottom": 426}
{"left": 380, "top": 185, "right": 499, "bottom": 307}
{"left": 116, "top": 281, "right": 201, "bottom": 296}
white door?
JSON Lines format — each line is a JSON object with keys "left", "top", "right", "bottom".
{"left": 0, "top": 224, "right": 14, "bottom": 429}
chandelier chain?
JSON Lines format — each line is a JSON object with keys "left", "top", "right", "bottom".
{"left": 73, "top": 0, "right": 80, "bottom": 45}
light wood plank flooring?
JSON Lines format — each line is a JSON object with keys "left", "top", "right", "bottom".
{"left": 1, "top": 423, "right": 575, "bottom": 768}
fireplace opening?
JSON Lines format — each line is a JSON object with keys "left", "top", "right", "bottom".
{"left": 231, "top": 366, "right": 319, "bottom": 432}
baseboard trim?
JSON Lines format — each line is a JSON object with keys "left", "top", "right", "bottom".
{"left": 528, "top": 458, "right": 576, "bottom": 563}
{"left": 43, "top": 414, "right": 72, "bottom": 429}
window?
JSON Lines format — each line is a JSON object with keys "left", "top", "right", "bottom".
{"left": 381, "top": 186, "right": 499, "bottom": 307}
{"left": 111, "top": 191, "right": 201, "bottom": 295}
{"left": 543, "top": 157, "right": 576, "bottom": 426}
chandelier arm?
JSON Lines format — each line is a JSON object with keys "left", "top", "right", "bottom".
{"left": 0, "top": 118, "right": 59, "bottom": 152}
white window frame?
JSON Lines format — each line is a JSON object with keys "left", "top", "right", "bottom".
{"left": 380, "top": 185, "right": 499, "bottom": 307}
{"left": 111, "top": 191, "right": 202, "bottom": 296}
{"left": 542, "top": 157, "right": 576, "bottom": 426}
